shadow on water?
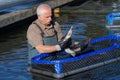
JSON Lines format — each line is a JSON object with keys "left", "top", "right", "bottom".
{"left": 0, "top": 15, "right": 37, "bottom": 80}
{"left": 0, "top": 15, "right": 37, "bottom": 54}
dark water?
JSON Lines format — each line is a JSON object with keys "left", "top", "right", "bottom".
{"left": 1, "top": 1, "right": 120, "bottom": 80}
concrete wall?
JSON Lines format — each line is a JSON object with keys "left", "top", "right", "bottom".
{"left": 0, "top": 0, "right": 73, "bottom": 28}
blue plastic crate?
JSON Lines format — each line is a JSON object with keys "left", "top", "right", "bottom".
{"left": 106, "top": 12, "right": 120, "bottom": 25}
{"left": 29, "top": 35, "right": 120, "bottom": 78}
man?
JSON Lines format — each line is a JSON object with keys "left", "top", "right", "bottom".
{"left": 27, "top": 4, "right": 92, "bottom": 64}
{"left": 27, "top": 4, "right": 72, "bottom": 64}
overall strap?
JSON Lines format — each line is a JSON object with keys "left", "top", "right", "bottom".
{"left": 33, "top": 22, "right": 44, "bottom": 37}
{"left": 33, "top": 22, "right": 57, "bottom": 36}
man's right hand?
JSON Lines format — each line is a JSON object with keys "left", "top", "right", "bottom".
{"left": 59, "top": 38, "right": 72, "bottom": 49}
{"left": 56, "top": 38, "right": 72, "bottom": 51}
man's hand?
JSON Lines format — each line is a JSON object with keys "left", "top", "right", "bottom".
{"left": 59, "top": 38, "right": 72, "bottom": 49}
{"left": 56, "top": 38, "right": 72, "bottom": 51}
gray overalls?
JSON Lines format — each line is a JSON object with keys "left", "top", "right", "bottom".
{"left": 28, "top": 22, "right": 58, "bottom": 64}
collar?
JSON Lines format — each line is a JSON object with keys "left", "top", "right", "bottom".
{"left": 36, "top": 19, "right": 53, "bottom": 30}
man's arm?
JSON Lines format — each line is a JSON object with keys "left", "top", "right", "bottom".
{"left": 35, "top": 37, "right": 72, "bottom": 54}
{"left": 35, "top": 45, "right": 58, "bottom": 53}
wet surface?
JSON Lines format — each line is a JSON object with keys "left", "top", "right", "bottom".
{"left": 0, "top": 0, "right": 120, "bottom": 80}
{"left": 0, "top": 0, "right": 36, "bottom": 10}
{"left": 0, "top": 0, "right": 46, "bottom": 15}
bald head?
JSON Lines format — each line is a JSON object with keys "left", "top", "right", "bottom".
{"left": 37, "top": 4, "right": 52, "bottom": 16}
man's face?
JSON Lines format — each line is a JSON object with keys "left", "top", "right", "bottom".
{"left": 38, "top": 10, "right": 52, "bottom": 26}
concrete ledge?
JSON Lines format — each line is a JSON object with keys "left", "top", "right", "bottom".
{"left": 0, "top": 0, "right": 73, "bottom": 28}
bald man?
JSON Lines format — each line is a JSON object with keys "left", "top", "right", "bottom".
{"left": 27, "top": 4, "right": 71, "bottom": 63}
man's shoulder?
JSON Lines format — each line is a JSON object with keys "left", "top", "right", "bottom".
{"left": 28, "top": 23, "right": 36, "bottom": 30}
{"left": 28, "top": 19, "right": 39, "bottom": 28}
{"left": 27, "top": 23, "right": 40, "bottom": 33}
